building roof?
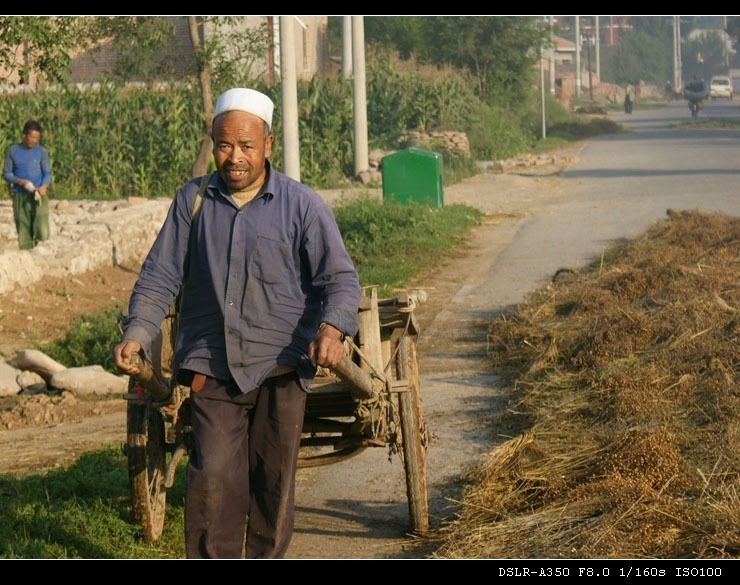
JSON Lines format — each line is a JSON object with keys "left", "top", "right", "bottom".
{"left": 552, "top": 35, "right": 576, "bottom": 53}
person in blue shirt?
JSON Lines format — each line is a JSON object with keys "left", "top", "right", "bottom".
{"left": 113, "top": 88, "right": 362, "bottom": 558}
{"left": 3, "top": 119, "right": 52, "bottom": 250}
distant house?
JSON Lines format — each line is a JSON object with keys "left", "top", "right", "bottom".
{"left": 551, "top": 34, "right": 576, "bottom": 67}
{"left": 542, "top": 34, "right": 592, "bottom": 102}
{"left": 554, "top": 15, "right": 631, "bottom": 46}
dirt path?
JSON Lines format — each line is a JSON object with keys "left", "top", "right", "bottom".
{"left": 288, "top": 167, "right": 572, "bottom": 558}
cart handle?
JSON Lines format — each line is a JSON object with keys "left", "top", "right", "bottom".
{"left": 129, "top": 352, "right": 174, "bottom": 405}
{"left": 331, "top": 355, "right": 384, "bottom": 399}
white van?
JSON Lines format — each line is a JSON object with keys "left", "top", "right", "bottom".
{"left": 709, "top": 76, "right": 733, "bottom": 100}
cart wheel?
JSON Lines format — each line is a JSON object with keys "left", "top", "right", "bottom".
{"left": 297, "top": 445, "right": 367, "bottom": 468}
{"left": 126, "top": 382, "right": 167, "bottom": 542}
{"left": 394, "top": 334, "right": 429, "bottom": 534}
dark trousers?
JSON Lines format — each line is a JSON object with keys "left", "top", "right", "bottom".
{"left": 12, "top": 191, "right": 49, "bottom": 250}
{"left": 184, "top": 372, "right": 306, "bottom": 559}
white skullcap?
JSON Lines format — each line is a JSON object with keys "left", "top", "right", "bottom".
{"left": 213, "top": 88, "right": 274, "bottom": 130}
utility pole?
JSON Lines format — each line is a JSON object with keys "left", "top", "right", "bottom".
{"left": 594, "top": 15, "right": 600, "bottom": 80}
{"left": 342, "top": 16, "right": 352, "bottom": 79}
{"left": 575, "top": 16, "right": 581, "bottom": 99}
{"left": 352, "top": 16, "right": 369, "bottom": 177}
{"left": 587, "top": 34, "right": 593, "bottom": 101}
{"left": 549, "top": 16, "right": 555, "bottom": 95}
{"left": 540, "top": 49, "right": 546, "bottom": 139}
{"left": 279, "top": 16, "right": 300, "bottom": 180}
{"left": 609, "top": 15, "right": 614, "bottom": 45}
{"left": 673, "top": 16, "right": 682, "bottom": 94}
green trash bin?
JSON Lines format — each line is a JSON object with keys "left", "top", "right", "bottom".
{"left": 381, "top": 147, "right": 444, "bottom": 207}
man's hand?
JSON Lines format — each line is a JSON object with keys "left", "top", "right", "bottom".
{"left": 112, "top": 339, "right": 143, "bottom": 375}
{"left": 308, "top": 323, "right": 345, "bottom": 368}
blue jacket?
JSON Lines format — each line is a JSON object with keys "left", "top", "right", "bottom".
{"left": 122, "top": 162, "right": 362, "bottom": 394}
{"left": 3, "top": 143, "right": 52, "bottom": 192}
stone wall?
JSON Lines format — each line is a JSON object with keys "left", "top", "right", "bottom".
{"left": 0, "top": 198, "right": 170, "bottom": 295}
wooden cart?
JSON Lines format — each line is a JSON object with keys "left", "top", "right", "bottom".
{"left": 123, "top": 286, "right": 430, "bottom": 542}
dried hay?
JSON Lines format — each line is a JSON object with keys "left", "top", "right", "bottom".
{"left": 428, "top": 210, "right": 740, "bottom": 559}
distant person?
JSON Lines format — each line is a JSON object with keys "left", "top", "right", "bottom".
{"left": 686, "top": 76, "right": 706, "bottom": 94}
{"left": 2, "top": 119, "right": 52, "bottom": 250}
{"left": 624, "top": 80, "right": 635, "bottom": 114}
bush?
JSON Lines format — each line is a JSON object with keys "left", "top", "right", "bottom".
{"left": 38, "top": 307, "right": 123, "bottom": 372}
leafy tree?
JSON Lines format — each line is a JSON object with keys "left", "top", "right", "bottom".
{"left": 425, "top": 16, "right": 546, "bottom": 102}
{"left": 364, "top": 16, "right": 429, "bottom": 60}
{"left": 682, "top": 31, "right": 727, "bottom": 80}
{"left": 0, "top": 16, "right": 173, "bottom": 85}
{"left": 86, "top": 17, "right": 181, "bottom": 82}
{"left": 0, "top": 16, "right": 87, "bottom": 84}
{"left": 628, "top": 15, "right": 673, "bottom": 38}
{"left": 364, "top": 16, "right": 547, "bottom": 105}
{"left": 601, "top": 28, "right": 672, "bottom": 84}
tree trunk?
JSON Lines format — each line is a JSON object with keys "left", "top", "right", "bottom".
{"left": 188, "top": 16, "right": 214, "bottom": 179}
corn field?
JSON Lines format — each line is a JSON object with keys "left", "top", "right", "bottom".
{"left": 0, "top": 51, "right": 541, "bottom": 200}
{"left": 0, "top": 83, "right": 204, "bottom": 199}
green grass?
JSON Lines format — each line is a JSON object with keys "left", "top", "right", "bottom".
{"left": 335, "top": 195, "right": 484, "bottom": 298}
{"left": 546, "top": 117, "right": 624, "bottom": 142}
{"left": 0, "top": 446, "right": 185, "bottom": 558}
{"left": 37, "top": 307, "right": 123, "bottom": 373}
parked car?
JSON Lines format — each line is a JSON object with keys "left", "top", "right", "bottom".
{"left": 709, "top": 76, "right": 733, "bottom": 100}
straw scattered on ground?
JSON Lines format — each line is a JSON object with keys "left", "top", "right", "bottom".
{"left": 427, "top": 209, "right": 739, "bottom": 559}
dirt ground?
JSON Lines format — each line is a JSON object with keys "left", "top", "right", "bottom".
{"left": 0, "top": 266, "right": 136, "bottom": 474}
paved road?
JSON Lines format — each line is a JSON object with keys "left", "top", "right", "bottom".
{"left": 490, "top": 99, "right": 740, "bottom": 314}
{"left": 288, "top": 101, "right": 740, "bottom": 558}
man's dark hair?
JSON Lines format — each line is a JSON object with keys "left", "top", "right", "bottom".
{"left": 22, "top": 120, "right": 42, "bottom": 134}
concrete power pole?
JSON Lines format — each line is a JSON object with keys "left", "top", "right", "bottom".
{"left": 673, "top": 16, "right": 682, "bottom": 93}
{"left": 575, "top": 16, "right": 581, "bottom": 98}
{"left": 279, "top": 16, "right": 300, "bottom": 180}
{"left": 594, "top": 15, "right": 600, "bottom": 80}
{"left": 549, "top": 16, "right": 555, "bottom": 95}
{"left": 352, "top": 16, "right": 369, "bottom": 177}
{"left": 342, "top": 16, "right": 352, "bottom": 79}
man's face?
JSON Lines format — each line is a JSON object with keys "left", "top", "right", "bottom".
{"left": 22, "top": 130, "right": 41, "bottom": 149}
{"left": 212, "top": 110, "right": 273, "bottom": 192}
